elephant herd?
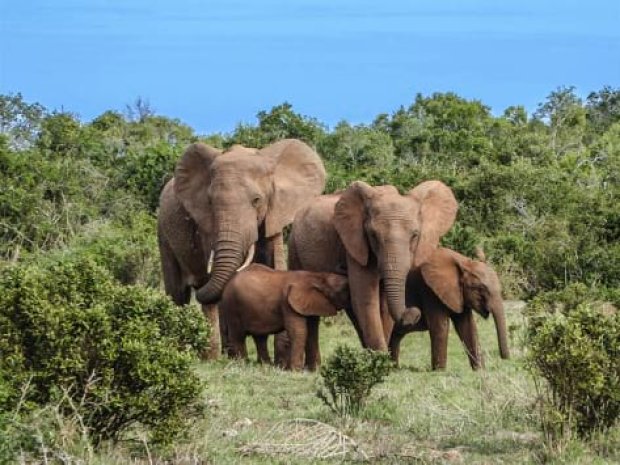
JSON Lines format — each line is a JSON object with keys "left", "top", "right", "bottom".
{"left": 157, "top": 139, "right": 510, "bottom": 371}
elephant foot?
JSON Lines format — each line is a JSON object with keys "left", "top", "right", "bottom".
{"left": 398, "top": 307, "right": 422, "bottom": 330}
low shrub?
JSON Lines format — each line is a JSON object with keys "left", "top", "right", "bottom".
{"left": 0, "top": 253, "right": 209, "bottom": 447}
{"left": 526, "top": 284, "right": 620, "bottom": 439}
{"left": 317, "top": 345, "right": 393, "bottom": 417}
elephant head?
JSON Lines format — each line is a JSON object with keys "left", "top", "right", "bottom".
{"left": 333, "top": 180, "right": 457, "bottom": 330}
{"left": 286, "top": 273, "right": 350, "bottom": 317}
{"left": 420, "top": 247, "right": 510, "bottom": 359}
{"left": 174, "top": 139, "right": 325, "bottom": 304}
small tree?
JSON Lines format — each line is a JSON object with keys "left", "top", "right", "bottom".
{"left": 317, "top": 345, "right": 393, "bottom": 417}
{"left": 527, "top": 285, "right": 620, "bottom": 441}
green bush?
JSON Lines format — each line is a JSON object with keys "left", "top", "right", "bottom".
{"left": 116, "top": 142, "right": 178, "bottom": 212}
{"left": 317, "top": 345, "right": 393, "bottom": 417}
{"left": 440, "top": 221, "right": 481, "bottom": 257}
{"left": 527, "top": 284, "right": 620, "bottom": 438}
{"left": 70, "top": 213, "right": 160, "bottom": 287}
{"left": 0, "top": 253, "right": 209, "bottom": 445}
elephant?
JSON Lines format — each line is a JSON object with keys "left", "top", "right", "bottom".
{"left": 157, "top": 139, "right": 326, "bottom": 358}
{"left": 288, "top": 180, "right": 458, "bottom": 353}
{"left": 388, "top": 247, "right": 510, "bottom": 370}
{"left": 218, "top": 264, "right": 350, "bottom": 371}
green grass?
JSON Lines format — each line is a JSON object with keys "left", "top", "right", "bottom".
{"left": 158, "top": 302, "right": 617, "bottom": 464}
{"left": 27, "top": 302, "right": 620, "bottom": 464}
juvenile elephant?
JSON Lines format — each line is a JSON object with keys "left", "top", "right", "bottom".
{"left": 389, "top": 247, "right": 510, "bottom": 370}
{"left": 157, "top": 140, "right": 326, "bottom": 358}
{"left": 288, "top": 180, "right": 458, "bottom": 352}
{"left": 218, "top": 264, "right": 350, "bottom": 371}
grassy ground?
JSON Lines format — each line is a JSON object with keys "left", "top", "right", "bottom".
{"left": 88, "top": 302, "right": 619, "bottom": 464}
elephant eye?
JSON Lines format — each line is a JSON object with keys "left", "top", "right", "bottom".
{"left": 366, "top": 228, "right": 377, "bottom": 243}
{"left": 252, "top": 195, "right": 263, "bottom": 207}
{"left": 474, "top": 284, "right": 488, "bottom": 294}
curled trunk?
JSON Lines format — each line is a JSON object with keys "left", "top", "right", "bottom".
{"left": 196, "top": 236, "right": 244, "bottom": 304}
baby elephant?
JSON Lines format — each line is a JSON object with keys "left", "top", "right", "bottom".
{"left": 219, "top": 264, "right": 350, "bottom": 371}
{"left": 389, "top": 247, "right": 510, "bottom": 370}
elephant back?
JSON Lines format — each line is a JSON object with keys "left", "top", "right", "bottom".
{"left": 288, "top": 193, "right": 347, "bottom": 274}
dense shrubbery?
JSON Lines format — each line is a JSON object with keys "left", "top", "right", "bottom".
{"left": 0, "top": 254, "right": 209, "bottom": 445}
{"left": 527, "top": 284, "right": 620, "bottom": 438}
{"left": 2, "top": 88, "right": 619, "bottom": 296}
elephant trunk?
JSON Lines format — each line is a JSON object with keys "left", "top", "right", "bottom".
{"left": 491, "top": 297, "right": 510, "bottom": 359}
{"left": 382, "top": 245, "right": 421, "bottom": 329}
{"left": 195, "top": 230, "right": 247, "bottom": 304}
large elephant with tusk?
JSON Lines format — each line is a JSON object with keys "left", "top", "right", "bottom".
{"left": 157, "top": 139, "right": 326, "bottom": 359}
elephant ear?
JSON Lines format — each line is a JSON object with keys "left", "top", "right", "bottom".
{"left": 287, "top": 283, "right": 339, "bottom": 317}
{"left": 420, "top": 248, "right": 464, "bottom": 313}
{"left": 174, "top": 143, "right": 222, "bottom": 227}
{"left": 261, "top": 139, "right": 326, "bottom": 237}
{"left": 408, "top": 180, "right": 458, "bottom": 267}
{"left": 333, "top": 181, "right": 375, "bottom": 266}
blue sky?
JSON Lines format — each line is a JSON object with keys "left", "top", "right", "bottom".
{"left": 1, "top": 0, "right": 618, "bottom": 133}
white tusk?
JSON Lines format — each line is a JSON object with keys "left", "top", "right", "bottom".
{"left": 236, "top": 243, "right": 255, "bottom": 272}
{"left": 207, "top": 250, "right": 215, "bottom": 274}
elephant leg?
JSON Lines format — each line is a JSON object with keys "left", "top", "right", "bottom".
{"left": 219, "top": 305, "right": 229, "bottom": 355}
{"left": 452, "top": 312, "right": 483, "bottom": 370}
{"left": 252, "top": 335, "right": 272, "bottom": 364}
{"left": 269, "top": 232, "right": 292, "bottom": 364}
{"left": 201, "top": 303, "right": 221, "bottom": 360}
{"left": 284, "top": 312, "right": 307, "bottom": 371}
{"left": 273, "top": 332, "right": 290, "bottom": 369}
{"left": 426, "top": 307, "right": 450, "bottom": 370}
{"left": 256, "top": 230, "right": 286, "bottom": 270}
{"left": 227, "top": 329, "right": 248, "bottom": 360}
{"left": 343, "top": 305, "right": 365, "bottom": 347}
{"left": 304, "top": 317, "right": 321, "bottom": 372}
{"left": 347, "top": 255, "right": 386, "bottom": 351}
{"left": 159, "top": 237, "right": 191, "bottom": 305}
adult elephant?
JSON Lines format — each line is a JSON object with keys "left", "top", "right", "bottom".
{"left": 389, "top": 247, "right": 510, "bottom": 370}
{"left": 158, "top": 139, "right": 326, "bottom": 358}
{"left": 288, "top": 180, "right": 458, "bottom": 352}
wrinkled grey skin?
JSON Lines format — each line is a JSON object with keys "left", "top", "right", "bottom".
{"left": 288, "top": 180, "right": 458, "bottom": 353}
{"left": 157, "top": 139, "right": 326, "bottom": 359}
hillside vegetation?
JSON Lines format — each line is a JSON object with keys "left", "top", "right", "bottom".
{"left": 2, "top": 88, "right": 618, "bottom": 296}
{"left": 1, "top": 88, "right": 619, "bottom": 463}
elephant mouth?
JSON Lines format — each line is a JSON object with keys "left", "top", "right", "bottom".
{"left": 206, "top": 243, "right": 255, "bottom": 275}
